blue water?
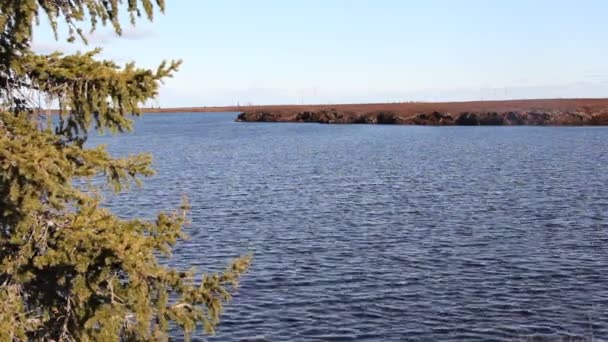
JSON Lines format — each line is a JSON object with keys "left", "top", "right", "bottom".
{"left": 92, "top": 112, "right": 608, "bottom": 341}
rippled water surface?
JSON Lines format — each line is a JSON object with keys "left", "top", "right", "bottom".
{"left": 92, "top": 113, "right": 608, "bottom": 341}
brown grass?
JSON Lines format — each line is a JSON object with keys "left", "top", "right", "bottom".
{"left": 142, "top": 98, "right": 608, "bottom": 116}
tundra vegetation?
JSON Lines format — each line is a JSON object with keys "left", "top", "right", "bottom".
{"left": 0, "top": 1, "right": 250, "bottom": 340}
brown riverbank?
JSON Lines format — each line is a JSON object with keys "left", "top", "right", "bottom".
{"left": 42, "top": 98, "right": 608, "bottom": 125}
{"left": 233, "top": 99, "right": 608, "bottom": 126}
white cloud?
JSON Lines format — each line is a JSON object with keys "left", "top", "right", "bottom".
{"left": 85, "top": 27, "right": 158, "bottom": 45}
{"left": 31, "top": 41, "right": 76, "bottom": 54}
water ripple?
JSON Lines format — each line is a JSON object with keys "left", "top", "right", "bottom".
{"left": 92, "top": 114, "right": 608, "bottom": 341}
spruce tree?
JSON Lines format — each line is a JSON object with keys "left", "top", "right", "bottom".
{"left": 0, "top": 1, "right": 251, "bottom": 340}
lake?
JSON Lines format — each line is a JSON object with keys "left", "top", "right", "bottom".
{"left": 92, "top": 112, "right": 608, "bottom": 341}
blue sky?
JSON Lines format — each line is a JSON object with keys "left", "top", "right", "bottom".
{"left": 33, "top": 0, "right": 608, "bottom": 107}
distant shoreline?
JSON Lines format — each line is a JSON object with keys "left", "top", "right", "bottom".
{"left": 231, "top": 98, "right": 608, "bottom": 126}
{"left": 44, "top": 98, "right": 608, "bottom": 125}
{"left": 141, "top": 106, "right": 243, "bottom": 113}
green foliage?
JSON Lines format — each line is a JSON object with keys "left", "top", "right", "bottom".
{"left": 0, "top": 1, "right": 251, "bottom": 340}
